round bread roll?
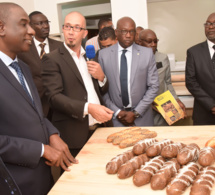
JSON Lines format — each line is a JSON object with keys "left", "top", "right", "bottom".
{"left": 205, "top": 137, "right": 215, "bottom": 149}
{"left": 198, "top": 147, "right": 215, "bottom": 167}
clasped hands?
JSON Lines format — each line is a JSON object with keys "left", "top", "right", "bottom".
{"left": 117, "top": 110, "right": 136, "bottom": 126}
{"left": 43, "top": 134, "right": 78, "bottom": 171}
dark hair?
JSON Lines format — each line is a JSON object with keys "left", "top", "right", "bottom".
{"left": 99, "top": 26, "right": 116, "bottom": 41}
{"left": 98, "top": 18, "right": 112, "bottom": 30}
{"left": 29, "top": 11, "right": 43, "bottom": 20}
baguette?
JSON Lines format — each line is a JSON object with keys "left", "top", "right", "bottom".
{"left": 106, "top": 150, "right": 134, "bottom": 174}
{"left": 161, "top": 142, "right": 186, "bottom": 159}
{"left": 150, "top": 158, "right": 180, "bottom": 190}
{"left": 133, "top": 156, "right": 165, "bottom": 187}
{"left": 198, "top": 147, "right": 215, "bottom": 167}
{"left": 166, "top": 162, "right": 199, "bottom": 195}
{"left": 117, "top": 153, "right": 149, "bottom": 179}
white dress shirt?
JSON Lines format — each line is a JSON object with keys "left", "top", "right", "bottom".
{"left": 64, "top": 43, "right": 102, "bottom": 126}
{"left": 115, "top": 43, "right": 133, "bottom": 117}
{"left": 34, "top": 37, "right": 50, "bottom": 56}
{"left": 207, "top": 39, "right": 215, "bottom": 59}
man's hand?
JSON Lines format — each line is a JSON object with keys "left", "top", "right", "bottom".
{"left": 87, "top": 61, "right": 105, "bottom": 82}
{"left": 152, "top": 101, "right": 159, "bottom": 113}
{"left": 176, "top": 99, "right": 187, "bottom": 118}
{"left": 211, "top": 106, "right": 215, "bottom": 115}
{"left": 47, "top": 134, "right": 78, "bottom": 171}
{"left": 117, "top": 111, "right": 135, "bottom": 126}
{"left": 88, "top": 104, "right": 113, "bottom": 123}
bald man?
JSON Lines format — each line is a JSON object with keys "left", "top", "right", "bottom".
{"left": 42, "top": 11, "right": 113, "bottom": 157}
{"left": 0, "top": 3, "right": 76, "bottom": 195}
{"left": 99, "top": 17, "right": 159, "bottom": 127}
{"left": 139, "top": 29, "right": 186, "bottom": 125}
{"left": 134, "top": 26, "right": 144, "bottom": 44}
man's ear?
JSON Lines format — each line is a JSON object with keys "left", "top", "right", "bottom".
{"left": 0, "top": 20, "right": 5, "bottom": 36}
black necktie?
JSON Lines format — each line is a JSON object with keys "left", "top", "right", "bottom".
{"left": 212, "top": 45, "right": 215, "bottom": 69}
{"left": 120, "top": 49, "right": 129, "bottom": 107}
{"left": 39, "top": 43, "right": 46, "bottom": 59}
{"left": 10, "top": 61, "right": 35, "bottom": 105}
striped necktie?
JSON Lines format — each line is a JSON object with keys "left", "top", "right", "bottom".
{"left": 39, "top": 43, "right": 46, "bottom": 59}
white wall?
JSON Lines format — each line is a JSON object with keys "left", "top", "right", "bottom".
{"left": 110, "top": 0, "right": 148, "bottom": 29}
{"left": 148, "top": 0, "right": 215, "bottom": 61}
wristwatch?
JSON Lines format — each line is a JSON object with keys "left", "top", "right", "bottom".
{"left": 133, "top": 110, "right": 140, "bottom": 118}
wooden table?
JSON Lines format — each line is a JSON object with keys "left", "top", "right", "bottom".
{"left": 48, "top": 126, "right": 215, "bottom": 195}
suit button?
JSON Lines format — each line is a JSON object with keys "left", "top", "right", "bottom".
{"left": 119, "top": 94, "right": 121, "bottom": 97}
{"left": 84, "top": 96, "right": 87, "bottom": 100}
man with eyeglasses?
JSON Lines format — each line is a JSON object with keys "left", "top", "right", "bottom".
{"left": 18, "top": 11, "right": 63, "bottom": 118}
{"left": 139, "top": 29, "right": 186, "bottom": 126}
{"left": 186, "top": 12, "right": 215, "bottom": 125}
{"left": 99, "top": 17, "right": 159, "bottom": 127}
{"left": 42, "top": 11, "right": 113, "bottom": 158}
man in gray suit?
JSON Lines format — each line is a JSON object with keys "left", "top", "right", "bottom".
{"left": 139, "top": 29, "right": 186, "bottom": 126}
{"left": 98, "top": 17, "right": 159, "bottom": 127}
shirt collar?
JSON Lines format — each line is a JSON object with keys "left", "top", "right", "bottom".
{"left": 63, "top": 42, "right": 86, "bottom": 57}
{"left": 207, "top": 39, "right": 215, "bottom": 49}
{"left": 117, "top": 42, "right": 133, "bottom": 53}
{"left": 34, "top": 37, "right": 49, "bottom": 47}
{"left": 0, "top": 51, "right": 18, "bottom": 67}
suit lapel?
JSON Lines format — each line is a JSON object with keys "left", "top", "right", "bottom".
{"left": 111, "top": 44, "right": 121, "bottom": 92}
{"left": 130, "top": 44, "right": 139, "bottom": 87}
{"left": 59, "top": 45, "right": 85, "bottom": 87}
{"left": 0, "top": 59, "right": 36, "bottom": 109}
{"left": 31, "top": 40, "right": 41, "bottom": 60}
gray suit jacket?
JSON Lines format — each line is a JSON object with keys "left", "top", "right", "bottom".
{"left": 98, "top": 43, "right": 159, "bottom": 126}
{"left": 0, "top": 58, "right": 59, "bottom": 195}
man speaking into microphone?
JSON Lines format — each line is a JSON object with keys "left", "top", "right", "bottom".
{"left": 42, "top": 11, "right": 113, "bottom": 158}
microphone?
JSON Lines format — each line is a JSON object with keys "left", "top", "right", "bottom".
{"left": 86, "top": 45, "right": 96, "bottom": 61}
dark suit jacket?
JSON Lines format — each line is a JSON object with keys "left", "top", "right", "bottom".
{"left": 186, "top": 41, "right": 215, "bottom": 125}
{"left": 0, "top": 59, "right": 59, "bottom": 195}
{"left": 18, "top": 38, "right": 63, "bottom": 116}
{"left": 42, "top": 44, "right": 111, "bottom": 149}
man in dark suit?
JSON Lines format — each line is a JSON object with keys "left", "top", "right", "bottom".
{"left": 186, "top": 12, "right": 215, "bottom": 125}
{"left": 42, "top": 11, "right": 113, "bottom": 157}
{"left": 18, "top": 11, "right": 63, "bottom": 117}
{"left": 0, "top": 3, "right": 76, "bottom": 195}
{"left": 98, "top": 17, "right": 159, "bottom": 127}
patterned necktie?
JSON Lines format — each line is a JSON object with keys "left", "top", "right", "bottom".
{"left": 10, "top": 61, "right": 34, "bottom": 105}
{"left": 39, "top": 43, "right": 46, "bottom": 59}
{"left": 212, "top": 45, "right": 215, "bottom": 69}
{"left": 120, "top": 49, "right": 129, "bottom": 107}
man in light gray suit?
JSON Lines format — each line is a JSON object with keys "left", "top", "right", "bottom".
{"left": 139, "top": 29, "right": 186, "bottom": 126}
{"left": 98, "top": 17, "right": 159, "bottom": 127}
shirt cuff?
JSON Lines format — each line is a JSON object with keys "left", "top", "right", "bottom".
{"left": 98, "top": 75, "right": 107, "bottom": 87}
{"left": 84, "top": 102, "right": 89, "bottom": 117}
{"left": 41, "top": 144, "right": 44, "bottom": 157}
{"left": 114, "top": 109, "right": 121, "bottom": 119}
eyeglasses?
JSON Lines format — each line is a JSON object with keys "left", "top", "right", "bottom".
{"left": 32, "top": 20, "right": 50, "bottom": 26}
{"left": 141, "top": 39, "right": 159, "bottom": 44}
{"left": 63, "top": 24, "right": 86, "bottom": 32}
{"left": 117, "top": 29, "right": 136, "bottom": 35}
{"left": 204, "top": 22, "right": 215, "bottom": 28}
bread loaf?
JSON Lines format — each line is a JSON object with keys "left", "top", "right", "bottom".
{"left": 117, "top": 153, "right": 149, "bottom": 179}
{"left": 112, "top": 129, "right": 149, "bottom": 145}
{"left": 190, "top": 166, "right": 215, "bottom": 195}
{"left": 166, "top": 162, "right": 199, "bottom": 195}
{"left": 150, "top": 158, "right": 180, "bottom": 190}
{"left": 107, "top": 127, "right": 141, "bottom": 143}
{"left": 161, "top": 142, "right": 186, "bottom": 159}
{"left": 119, "top": 131, "right": 157, "bottom": 149}
{"left": 106, "top": 150, "right": 134, "bottom": 174}
{"left": 133, "top": 156, "right": 165, "bottom": 187}
{"left": 177, "top": 143, "right": 200, "bottom": 165}
{"left": 146, "top": 139, "right": 173, "bottom": 157}
{"left": 132, "top": 138, "right": 158, "bottom": 155}
{"left": 198, "top": 147, "right": 215, "bottom": 167}
{"left": 205, "top": 137, "right": 215, "bottom": 149}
